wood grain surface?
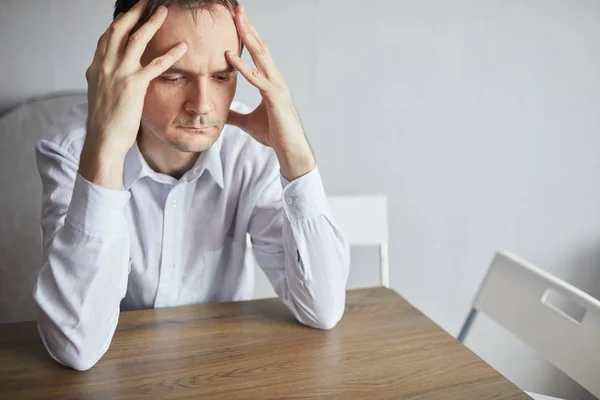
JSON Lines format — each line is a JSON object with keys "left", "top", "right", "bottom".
{"left": 0, "top": 288, "right": 530, "bottom": 399}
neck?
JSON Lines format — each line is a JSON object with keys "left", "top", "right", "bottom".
{"left": 137, "top": 128, "right": 200, "bottom": 180}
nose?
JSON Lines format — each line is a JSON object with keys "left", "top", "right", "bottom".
{"left": 184, "top": 78, "right": 214, "bottom": 116}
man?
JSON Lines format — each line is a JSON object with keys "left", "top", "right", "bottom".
{"left": 34, "top": 0, "right": 349, "bottom": 371}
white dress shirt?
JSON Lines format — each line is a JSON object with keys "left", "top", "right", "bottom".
{"left": 33, "top": 101, "right": 350, "bottom": 371}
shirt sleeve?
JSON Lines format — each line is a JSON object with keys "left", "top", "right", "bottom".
{"left": 34, "top": 139, "right": 131, "bottom": 371}
{"left": 248, "top": 164, "right": 350, "bottom": 330}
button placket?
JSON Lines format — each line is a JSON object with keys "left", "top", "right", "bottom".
{"left": 155, "top": 187, "right": 180, "bottom": 308}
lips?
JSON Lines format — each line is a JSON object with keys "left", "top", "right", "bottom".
{"left": 179, "top": 126, "right": 212, "bottom": 130}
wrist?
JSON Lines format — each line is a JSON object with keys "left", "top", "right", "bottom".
{"left": 275, "top": 140, "right": 316, "bottom": 181}
{"left": 79, "top": 137, "right": 127, "bottom": 190}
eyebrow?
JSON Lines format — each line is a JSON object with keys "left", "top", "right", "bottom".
{"left": 162, "top": 65, "right": 236, "bottom": 75}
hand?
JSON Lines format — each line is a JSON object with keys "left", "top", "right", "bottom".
{"left": 225, "top": 5, "right": 315, "bottom": 181}
{"left": 80, "top": 0, "right": 187, "bottom": 189}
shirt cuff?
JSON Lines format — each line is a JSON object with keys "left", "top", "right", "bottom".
{"left": 65, "top": 173, "right": 131, "bottom": 236}
{"left": 280, "top": 167, "right": 329, "bottom": 221}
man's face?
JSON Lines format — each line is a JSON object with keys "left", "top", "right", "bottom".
{"left": 140, "top": 5, "right": 240, "bottom": 153}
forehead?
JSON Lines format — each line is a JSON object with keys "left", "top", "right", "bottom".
{"left": 145, "top": 5, "right": 240, "bottom": 67}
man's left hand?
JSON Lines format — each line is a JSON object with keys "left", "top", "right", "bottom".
{"left": 226, "top": 4, "right": 316, "bottom": 181}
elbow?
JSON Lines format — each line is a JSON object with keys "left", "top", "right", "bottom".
{"left": 308, "top": 259, "right": 350, "bottom": 330}
{"left": 59, "top": 346, "right": 102, "bottom": 371}
{"left": 298, "top": 293, "right": 346, "bottom": 331}
{"left": 302, "top": 307, "right": 344, "bottom": 330}
{"left": 59, "top": 351, "right": 101, "bottom": 372}
{"left": 37, "top": 319, "right": 103, "bottom": 371}
{"left": 312, "top": 310, "right": 343, "bottom": 330}
{"left": 317, "top": 296, "right": 346, "bottom": 330}
{"left": 35, "top": 300, "right": 109, "bottom": 371}
{"left": 34, "top": 281, "right": 118, "bottom": 372}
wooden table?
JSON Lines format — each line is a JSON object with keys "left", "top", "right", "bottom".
{"left": 0, "top": 288, "right": 529, "bottom": 399}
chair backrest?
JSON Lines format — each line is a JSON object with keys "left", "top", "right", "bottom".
{"left": 328, "top": 195, "right": 389, "bottom": 288}
{"left": 469, "top": 251, "right": 600, "bottom": 397}
{"left": 252, "top": 195, "right": 389, "bottom": 299}
{"left": 0, "top": 92, "right": 87, "bottom": 323}
{"left": 327, "top": 195, "right": 389, "bottom": 246}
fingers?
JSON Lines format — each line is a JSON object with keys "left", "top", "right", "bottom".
{"left": 226, "top": 50, "right": 269, "bottom": 91}
{"left": 104, "top": 0, "right": 150, "bottom": 64}
{"left": 141, "top": 42, "right": 188, "bottom": 81}
{"left": 91, "top": 11, "right": 125, "bottom": 66}
{"left": 234, "top": 5, "right": 280, "bottom": 81}
{"left": 92, "top": 34, "right": 108, "bottom": 66}
{"left": 88, "top": 11, "right": 124, "bottom": 82}
{"left": 123, "top": 6, "right": 169, "bottom": 65}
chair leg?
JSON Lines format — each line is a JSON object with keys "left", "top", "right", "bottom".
{"left": 457, "top": 308, "right": 478, "bottom": 343}
{"left": 380, "top": 243, "right": 389, "bottom": 288}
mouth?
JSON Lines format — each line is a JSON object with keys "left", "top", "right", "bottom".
{"left": 178, "top": 126, "right": 215, "bottom": 132}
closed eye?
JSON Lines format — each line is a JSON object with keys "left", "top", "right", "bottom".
{"left": 162, "top": 75, "right": 186, "bottom": 83}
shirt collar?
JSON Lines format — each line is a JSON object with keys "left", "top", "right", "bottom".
{"left": 183, "top": 130, "right": 224, "bottom": 188}
{"left": 122, "top": 130, "right": 225, "bottom": 191}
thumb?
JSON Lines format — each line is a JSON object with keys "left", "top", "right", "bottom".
{"left": 227, "top": 110, "right": 249, "bottom": 130}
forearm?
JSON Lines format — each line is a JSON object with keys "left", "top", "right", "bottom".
{"left": 35, "top": 174, "right": 131, "bottom": 371}
{"left": 36, "top": 239, "right": 129, "bottom": 371}
{"left": 252, "top": 168, "right": 350, "bottom": 329}
{"left": 280, "top": 215, "right": 350, "bottom": 330}
{"left": 280, "top": 168, "right": 349, "bottom": 329}
{"left": 79, "top": 136, "right": 127, "bottom": 191}
{"left": 273, "top": 135, "right": 315, "bottom": 182}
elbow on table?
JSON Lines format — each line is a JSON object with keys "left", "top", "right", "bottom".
{"left": 312, "top": 311, "right": 343, "bottom": 330}
{"left": 59, "top": 351, "right": 101, "bottom": 372}
{"left": 37, "top": 320, "right": 105, "bottom": 372}
{"left": 301, "top": 298, "right": 345, "bottom": 331}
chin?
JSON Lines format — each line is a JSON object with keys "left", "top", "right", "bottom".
{"left": 164, "top": 128, "right": 221, "bottom": 153}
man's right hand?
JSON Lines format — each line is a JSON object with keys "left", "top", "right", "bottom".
{"left": 79, "top": 0, "right": 187, "bottom": 190}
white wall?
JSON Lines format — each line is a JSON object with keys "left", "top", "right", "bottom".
{"left": 1, "top": 1, "right": 599, "bottom": 398}
{"left": 0, "top": 0, "right": 111, "bottom": 111}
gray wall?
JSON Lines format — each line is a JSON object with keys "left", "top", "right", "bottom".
{"left": 1, "top": 0, "right": 599, "bottom": 398}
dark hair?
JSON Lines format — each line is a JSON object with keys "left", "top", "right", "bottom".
{"left": 113, "top": 0, "right": 242, "bottom": 53}
{"left": 114, "top": 0, "right": 239, "bottom": 22}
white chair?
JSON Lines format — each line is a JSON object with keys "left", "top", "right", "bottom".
{"left": 253, "top": 195, "right": 389, "bottom": 299}
{"left": 458, "top": 251, "right": 600, "bottom": 399}
{"left": 0, "top": 92, "right": 87, "bottom": 324}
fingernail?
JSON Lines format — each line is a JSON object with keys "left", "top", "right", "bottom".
{"left": 156, "top": 6, "right": 167, "bottom": 13}
{"left": 178, "top": 42, "right": 188, "bottom": 50}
